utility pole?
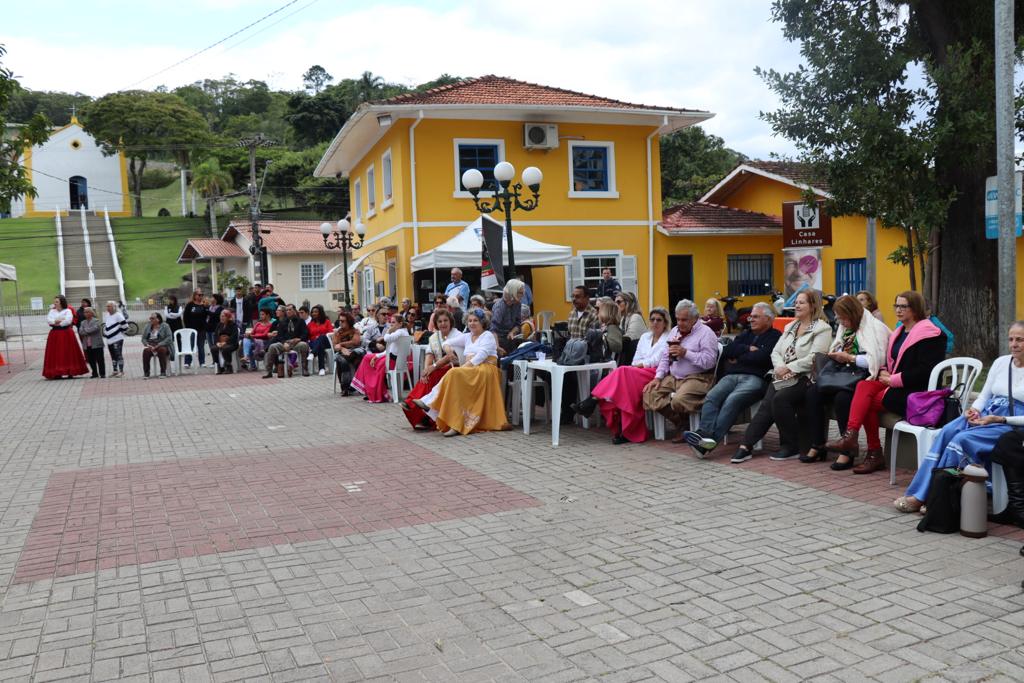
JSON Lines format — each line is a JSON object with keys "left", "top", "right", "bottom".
{"left": 995, "top": 0, "right": 1016, "bottom": 354}
{"left": 865, "top": 217, "right": 877, "bottom": 294}
{"left": 237, "top": 134, "right": 276, "bottom": 286}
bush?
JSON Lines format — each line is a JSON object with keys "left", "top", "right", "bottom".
{"left": 141, "top": 168, "right": 178, "bottom": 190}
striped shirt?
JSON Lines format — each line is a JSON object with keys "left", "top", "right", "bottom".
{"left": 102, "top": 311, "right": 127, "bottom": 345}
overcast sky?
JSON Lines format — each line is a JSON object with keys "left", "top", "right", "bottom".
{"left": 3, "top": 0, "right": 805, "bottom": 158}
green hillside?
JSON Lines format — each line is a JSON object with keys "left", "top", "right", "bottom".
{"left": 0, "top": 217, "right": 60, "bottom": 303}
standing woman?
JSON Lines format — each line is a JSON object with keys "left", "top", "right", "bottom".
{"left": 102, "top": 300, "right": 127, "bottom": 377}
{"left": 78, "top": 307, "right": 106, "bottom": 378}
{"left": 403, "top": 309, "right": 463, "bottom": 429}
{"left": 306, "top": 305, "right": 334, "bottom": 376}
{"left": 732, "top": 290, "right": 832, "bottom": 463}
{"left": 182, "top": 290, "right": 207, "bottom": 368}
{"left": 826, "top": 291, "right": 946, "bottom": 473}
{"left": 211, "top": 310, "right": 239, "bottom": 374}
{"left": 332, "top": 312, "right": 363, "bottom": 396}
{"left": 801, "top": 295, "right": 890, "bottom": 465}
{"left": 42, "top": 296, "right": 88, "bottom": 379}
{"left": 164, "top": 295, "right": 183, "bottom": 334}
{"left": 205, "top": 294, "right": 224, "bottom": 367}
{"left": 413, "top": 308, "right": 508, "bottom": 436}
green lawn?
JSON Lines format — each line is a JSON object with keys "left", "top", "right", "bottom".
{"left": 0, "top": 217, "right": 61, "bottom": 304}
{"left": 112, "top": 217, "right": 209, "bottom": 301}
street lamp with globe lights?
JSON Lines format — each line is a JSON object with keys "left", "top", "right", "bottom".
{"left": 460, "top": 161, "right": 542, "bottom": 280}
{"left": 320, "top": 218, "right": 365, "bottom": 308}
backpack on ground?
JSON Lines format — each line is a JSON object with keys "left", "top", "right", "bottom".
{"left": 917, "top": 468, "right": 961, "bottom": 534}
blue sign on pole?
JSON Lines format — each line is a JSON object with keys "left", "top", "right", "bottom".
{"left": 985, "top": 172, "right": 1023, "bottom": 239}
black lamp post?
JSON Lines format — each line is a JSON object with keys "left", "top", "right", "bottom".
{"left": 320, "top": 218, "right": 365, "bottom": 308}
{"left": 461, "top": 161, "right": 542, "bottom": 281}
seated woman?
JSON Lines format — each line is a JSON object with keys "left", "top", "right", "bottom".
{"left": 596, "top": 300, "right": 624, "bottom": 358}
{"left": 856, "top": 290, "right": 885, "bottom": 324}
{"left": 702, "top": 298, "right": 725, "bottom": 337}
{"left": 402, "top": 309, "right": 463, "bottom": 429}
{"left": 491, "top": 279, "right": 526, "bottom": 353}
{"left": 243, "top": 309, "right": 273, "bottom": 370}
{"left": 141, "top": 312, "right": 175, "bottom": 379}
{"left": 351, "top": 312, "right": 410, "bottom": 402}
{"left": 427, "top": 294, "right": 448, "bottom": 332}
{"left": 211, "top": 310, "right": 240, "bottom": 374}
{"left": 826, "top": 291, "right": 947, "bottom": 474}
{"left": 571, "top": 306, "right": 670, "bottom": 443}
{"left": 306, "top": 305, "right": 334, "bottom": 376}
{"left": 413, "top": 308, "right": 508, "bottom": 436}
{"left": 894, "top": 321, "right": 1024, "bottom": 513}
{"left": 801, "top": 294, "right": 890, "bottom": 466}
{"left": 616, "top": 292, "right": 648, "bottom": 340}
{"left": 733, "top": 289, "right": 832, "bottom": 463}
{"left": 331, "top": 312, "right": 362, "bottom": 396}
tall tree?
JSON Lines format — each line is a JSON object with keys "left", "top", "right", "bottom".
{"left": 302, "top": 65, "right": 333, "bottom": 94}
{"left": 660, "top": 127, "right": 744, "bottom": 206}
{"left": 0, "top": 45, "right": 50, "bottom": 214}
{"left": 191, "top": 158, "right": 234, "bottom": 234}
{"left": 4, "top": 88, "right": 92, "bottom": 126}
{"left": 757, "top": 0, "right": 1024, "bottom": 360}
{"left": 82, "top": 91, "right": 211, "bottom": 217}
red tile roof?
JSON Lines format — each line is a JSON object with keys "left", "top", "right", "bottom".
{"left": 745, "top": 160, "right": 830, "bottom": 192}
{"left": 660, "top": 202, "right": 782, "bottom": 235}
{"left": 243, "top": 220, "right": 339, "bottom": 254}
{"left": 178, "top": 238, "right": 247, "bottom": 262}
{"left": 376, "top": 75, "right": 701, "bottom": 113}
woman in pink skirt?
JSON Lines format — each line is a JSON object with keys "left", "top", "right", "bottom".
{"left": 571, "top": 306, "right": 671, "bottom": 443}
{"left": 352, "top": 313, "right": 410, "bottom": 402}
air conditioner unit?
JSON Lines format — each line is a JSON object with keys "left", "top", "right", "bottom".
{"left": 523, "top": 123, "right": 559, "bottom": 150}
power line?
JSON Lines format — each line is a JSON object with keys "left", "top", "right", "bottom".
{"left": 123, "top": 0, "right": 304, "bottom": 90}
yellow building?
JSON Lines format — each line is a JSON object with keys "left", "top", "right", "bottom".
{"left": 314, "top": 75, "right": 711, "bottom": 314}
{"left": 676, "top": 160, "right": 911, "bottom": 322}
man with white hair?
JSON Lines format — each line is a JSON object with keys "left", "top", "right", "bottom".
{"left": 445, "top": 268, "right": 471, "bottom": 308}
{"left": 642, "top": 299, "right": 719, "bottom": 439}
{"left": 684, "top": 302, "right": 781, "bottom": 457}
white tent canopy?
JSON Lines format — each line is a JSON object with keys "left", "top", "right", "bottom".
{"left": 0, "top": 262, "right": 27, "bottom": 372}
{"left": 409, "top": 216, "right": 573, "bottom": 271}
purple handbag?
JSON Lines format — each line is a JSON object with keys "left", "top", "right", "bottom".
{"left": 905, "top": 388, "right": 954, "bottom": 427}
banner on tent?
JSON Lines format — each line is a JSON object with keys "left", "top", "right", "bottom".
{"left": 480, "top": 215, "right": 505, "bottom": 291}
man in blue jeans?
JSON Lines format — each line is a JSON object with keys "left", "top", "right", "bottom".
{"left": 684, "top": 302, "right": 781, "bottom": 457}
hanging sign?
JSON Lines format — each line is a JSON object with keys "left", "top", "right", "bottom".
{"left": 782, "top": 201, "right": 832, "bottom": 248}
{"left": 984, "top": 173, "right": 1023, "bottom": 239}
{"left": 783, "top": 248, "right": 823, "bottom": 296}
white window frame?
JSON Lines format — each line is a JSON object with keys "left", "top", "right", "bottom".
{"left": 362, "top": 266, "right": 375, "bottom": 304}
{"left": 366, "top": 164, "right": 376, "bottom": 218}
{"left": 353, "top": 177, "right": 363, "bottom": 222}
{"left": 453, "top": 137, "right": 506, "bottom": 198}
{"left": 381, "top": 148, "right": 393, "bottom": 209}
{"left": 567, "top": 140, "right": 618, "bottom": 199}
{"left": 299, "top": 261, "right": 327, "bottom": 291}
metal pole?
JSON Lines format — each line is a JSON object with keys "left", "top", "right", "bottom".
{"left": 342, "top": 236, "right": 350, "bottom": 308}
{"left": 996, "top": 0, "right": 1016, "bottom": 353}
{"left": 865, "top": 217, "right": 877, "bottom": 294}
{"left": 503, "top": 194, "right": 516, "bottom": 281}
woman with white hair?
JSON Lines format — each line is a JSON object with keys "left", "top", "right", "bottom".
{"left": 491, "top": 279, "right": 526, "bottom": 352}
{"left": 702, "top": 298, "right": 725, "bottom": 337}
{"left": 102, "top": 301, "right": 127, "bottom": 377}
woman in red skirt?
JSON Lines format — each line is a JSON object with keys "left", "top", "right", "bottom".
{"left": 402, "top": 309, "right": 464, "bottom": 429}
{"left": 43, "top": 296, "right": 88, "bottom": 379}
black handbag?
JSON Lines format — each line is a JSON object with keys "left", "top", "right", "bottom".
{"left": 916, "top": 468, "right": 962, "bottom": 534}
{"left": 812, "top": 352, "right": 869, "bottom": 392}
{"left": 939, "top": 383, "right": 964, "bottom": 427}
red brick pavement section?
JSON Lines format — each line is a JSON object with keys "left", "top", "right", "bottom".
{"left": 79, "top": 370, "right": 278, "bottom": 398}
{"left": 0, "top": 349, "right": 41, "bottom": 385}
{"left": 649, "top": 433, "right": 1024, "bottom": 542}
{"left": 14, "top": 440, "right": 540, "bottom": 584}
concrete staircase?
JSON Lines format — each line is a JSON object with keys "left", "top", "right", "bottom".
{"left": 58, "top": 210, "right": 125, "bottom": 307}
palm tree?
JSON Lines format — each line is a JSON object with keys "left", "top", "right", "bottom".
{"left": 191, "top": 158, "right": 233, "bottom": 235}
{"left": 356, "top": 71, "right": 384, "bottom": 103}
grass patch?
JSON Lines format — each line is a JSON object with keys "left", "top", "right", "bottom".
{"left": 0, "top": 217, "right": 60, "bottom": 304}
{"left": 112, "top": 217, "right": 209, "bottom": 301}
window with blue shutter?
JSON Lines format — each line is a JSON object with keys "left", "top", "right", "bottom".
{"left": 835, "top": 258, "right": 867, "bottom": 295}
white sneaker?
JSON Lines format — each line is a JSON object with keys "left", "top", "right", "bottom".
{"left": 307, "top": 353, "right": 314, "bottom": 361}
{"left": 318, "top": 369, "right": 326, "bottom": 376}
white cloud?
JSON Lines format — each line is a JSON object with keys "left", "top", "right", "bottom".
{"left": 5, "top": 0, "right": 803, "bottom": 157}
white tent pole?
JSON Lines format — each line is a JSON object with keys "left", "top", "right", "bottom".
{"left": 16, "top": 280, "right": 25, "bottom": 364}
{"left": 1, "top": 284, "right": 8, "bottom": 373}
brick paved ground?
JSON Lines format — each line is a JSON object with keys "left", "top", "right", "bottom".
{"left": 0, "top": 339, "right": 1022, "bottom": 682}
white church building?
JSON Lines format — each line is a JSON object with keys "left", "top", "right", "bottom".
{"left": 10, "top": 116, "right": 131, "bottom": 217}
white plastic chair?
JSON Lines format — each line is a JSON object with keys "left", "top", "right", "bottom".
{"left": 506, "top": 358, "right": 551, "bottom": 426}
{"left": 991, "top": 463, "right": 1009, "bottom": 515}
{"left": 386, "top": 335, "right": 414, "bottom": 403}
{"left": 889, "top": 357, "right": 983, "bottom": 486}
{"left": 173, "top": 328, "right": 199, "bottom": 376}
{"left": 649, "top": 344, "right": 724, "bottom": 440}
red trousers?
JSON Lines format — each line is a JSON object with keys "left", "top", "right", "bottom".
{"left": 846, "top": 380, "right": 888, "bottom": 450}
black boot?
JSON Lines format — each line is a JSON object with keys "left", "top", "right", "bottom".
{"left": 989, "top": 467, "right": 1024, "bottom": 528}
{"left": 570, "top": 396, "right": 599, "bottom": 418}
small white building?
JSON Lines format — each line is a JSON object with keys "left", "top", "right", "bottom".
{"left": 10, "top": 116, "right": 131, "bottom": 217}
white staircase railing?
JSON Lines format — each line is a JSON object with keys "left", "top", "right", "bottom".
{"left": 55, "top": 208, "right": 65, "bottom": 295}
{"left": 80, "top": 206, "right": 97, "bottom": 300}
{"left": 103, "top": 207, "right": 127, "bottom": 304}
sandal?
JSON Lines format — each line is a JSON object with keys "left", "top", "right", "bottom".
{"left": 893, "top": 496, "right": 922, "bottom": 513}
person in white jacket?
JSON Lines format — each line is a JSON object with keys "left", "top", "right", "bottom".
{"left": 801, "top": 294, "right": 890, "bottom": 466}
{"left": 102, "top": 301, "right": 128, "bottom": 377}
